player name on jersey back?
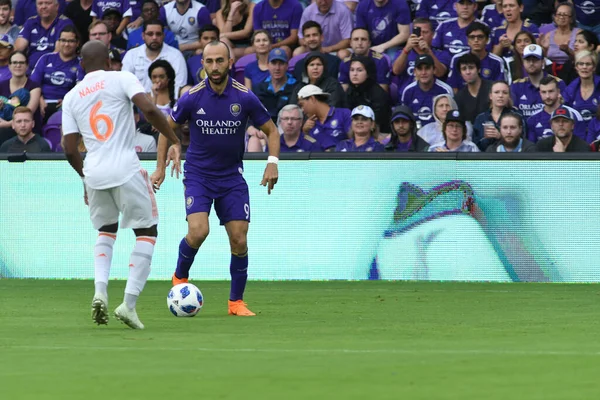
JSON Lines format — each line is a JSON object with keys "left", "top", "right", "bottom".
{"left": 78, "top": 80, "right": 106, "bottom": 98}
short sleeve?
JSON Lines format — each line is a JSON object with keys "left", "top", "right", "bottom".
{"left": 394, "top": 0, "right": 412, "bottom": 25}
{"left": 61, "top": 98, "right": 79, "bottom": 135}
{"left": 170, "top": 91, "right": 192, "bottom": 125}
{"left": 247, "top": 91, "right": 271, "bottom": 128}
{"left": 30, "top": 55, "right": 45, "bottom": 85}
{"left": 290, "top": 2, "right": 302, "bottom": 30}
{"left": 119, "top": 71, "right": 147, "bottom": 99}
{"left": 197, "top": 7, "right": 211, "bottom": 27}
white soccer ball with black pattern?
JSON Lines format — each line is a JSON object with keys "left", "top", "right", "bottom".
{"left": 167, "top": 283, "right": 204, "bottom": 317}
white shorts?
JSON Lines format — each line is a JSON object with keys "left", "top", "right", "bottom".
{"left": 87, "top": 169, "right": 159, "bottom": 230}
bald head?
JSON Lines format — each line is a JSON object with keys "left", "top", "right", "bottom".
{"left": 81, "top": 40, "right": 110, "bottom": 73}
{"left": 204, "top": 40, "right": 231, "bottom": 60}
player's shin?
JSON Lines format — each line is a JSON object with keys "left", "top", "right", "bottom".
{"left": 175, "top": 237, "right": 199, "bottom": 279}
{"left": 229, "top": 250, "right": 248, "bottom": 301}
{"left": 124, "top": 236, "right": 156, "bottom": 309}
{"left": 94, "top": 232, "right": 116, "bottom": 297}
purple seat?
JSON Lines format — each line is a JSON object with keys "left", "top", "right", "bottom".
{"left": 43, "top": 110, "right": 62, "bottom": 152}
{"left": 234, "top": 54, "right": 256, "bottom": 83}
{"left": 288, "top": 53, "right": 307, "bottom": 75}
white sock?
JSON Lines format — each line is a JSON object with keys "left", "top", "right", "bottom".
{"left": 124, "top": 236, "right": 155, "bottom": 308}
{"left": 94, "top": 232, "right": 116, "bottom": 297}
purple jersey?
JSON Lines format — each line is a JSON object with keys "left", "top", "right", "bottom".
{"left": 170, "top": 77, "right": 271, "bottom": 179}
{"left": 355, "top": 0, "right": 411, "bottom": 46}
{"left": 562, "top": 76, "right": 600, "bottom": 123}
{"left": 589, "top": 118, "right": 600, "bottom": 143}
{"left": 14, "top": 0, "right": 67, "bottom": 27}
{"left": 339, "top": 50, "right": 391, "bottom": 85}
{"left": 491, "top": 20, "right": 539, "bottom": 57}
{"left": 91, "top": 0, "right": 133, "bottom": 19}
{"left": 447, "top": 51, "right": 506, "bottom": 89}
{"left": 432, "top": 18, "right": 479, "bottom": 59}
{"left": 393, "top": 49, "right": 451, "bottom": 96}
{"left": 308, "top": 107, "right": 352, "bottom": 150}
{"left": 526, "top": 106, "right": 587, "bottom": 142}
{"left": 253, "top": 0, "right": 303, "bottom": 44}
{"left": 280, "top": 134, "right": 322, "bottom": 152}
{"left": 573, "top": 0, "right": 600, "bottom": 27}
{"left": 480, "top": 4, "right": 504, "bottom": 29}
{"left": 400, "top": 79, "right": 453, "bottom": 126}
{"left": 30, "top": 53, "right": 84, "bottom": 100}
{"left": 243, "top": 61, "right": 270, "bottom": 88}
{"left": 511, "top": 74, "right": 567, "bottom": 118}
{"left": 335, "top": 136, "right": 385, "bottom": 152}
{"left": 17, "top": 15, "right": 75, "bottom": 70}
{"left": 415, "top": 0, "right": 456, "bottom": 29}
{"left": 0, "top": 66, "right": 10, "bottom": 82}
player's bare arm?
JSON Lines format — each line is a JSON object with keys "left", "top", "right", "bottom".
{"left": 63, "top": 131, "right": 88, "bottom": 204}
{"left": 151, "top": 118, "right": 181, "bottom": 190}
{"left": 259, "top": 119, "right": 280, "bottom": 195}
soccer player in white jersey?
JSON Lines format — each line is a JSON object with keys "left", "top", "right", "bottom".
{"left": 62, "top": 41, "right": 182, "bottom": 330}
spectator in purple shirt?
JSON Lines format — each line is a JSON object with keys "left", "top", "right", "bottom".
{"left": 481, "top": 0, "right": 505, "bottom": 30}
{"left": 159, "top": 0, "right": 211, "bottom": 55}
{"left": 296, "top": 0, "right": 353, "bottom": 59}
{"left": 15, "top": 0, "right": 74, "bottom": 71}
{"left": 491, "top": 0, "right": 539, "bottom": 58}
{"left": 252, "top": 0, "right": 303, "bottom": 57}
{"left": 0, "top": 34, "right": 12, "bottom": 81}
{"left": 415, "top": 0, "right": 457, "bottom": 30}
{"left": 431, "top": 0, "right": 479, "bottom": 60}
{"left": 31, "top": 25, "right": 84, "bottom": 124}
{"left": 355, "top": 0, "right": 411, "bottom": 56}
{"left": 335, "top": 105, "right": 385, "bottom": 152}
{"left": 243, "top": 30, "right": 272, "bottom": 90}
{"left": 14, "top": 0, "right": 67, "bottom": 27}
{"left": 275, "top": 104, "right": 322, "bottom": 152}
{"left": 91, "top": 0, "right": 132, "bottom": 37}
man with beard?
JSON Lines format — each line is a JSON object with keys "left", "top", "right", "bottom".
{"left": 385, "top": 105, "right": 429, "bottom": 152}
{"left": 122, "top": 20, "right": 187, "bottom": 97}
{"left": 536, "top": 106, "right": 590, "bottom": 152}
{"left": 152, "top": 41, "right": 280, "bottom": 316}
{"left": 527, "top": 76, "right": 585, "bottom": 143}
{"left": 486, "top": 112, "right": 536, "bottom": 152}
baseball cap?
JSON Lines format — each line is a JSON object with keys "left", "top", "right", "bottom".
{"left": 268, "top": 48, "right": 288, "bottom": 63}
{"left": 415, "top": 54, "right": 434, "bottom": 68}
{"left": 523, "top": 44, "right": 543, "bottom": 59}
{"left": 297, "top": 84, "right": 330, "bottom": 100}
{"left": 0, "top": 34, "right": 13, "bottom": 48}
{"left": 103, "top": 8, "right": 122, "bottom": 19}
{"left": 391, "top": 105, "right": 415, "bottom": 123}
{"left": 550, "top": 106, "right": 574, "bottom": 122}
{"left": 445, "top": 109, "right": 465, "bottom": 124}
{"left": 109, "top": 49, "right": 122, "bottom": 63}
{"left": 351, "top": 105, "right": 375, "bottom": 120}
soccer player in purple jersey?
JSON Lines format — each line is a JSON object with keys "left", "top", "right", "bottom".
{"left": 152, "top": 41, "right": 280, "bottom": 317}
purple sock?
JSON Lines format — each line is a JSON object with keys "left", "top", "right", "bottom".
{"left": 175, "top": 238, "right": 199, "bottom": 279}
{"left": 229, "top": 250, "right": 248, "bottom": 301}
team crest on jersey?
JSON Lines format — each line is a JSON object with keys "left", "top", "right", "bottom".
{"left": 186, "top": 196, "right": 194, "bottom": 209}
{"left": 482, "top": 68, "right": 491, "bottom": 77}
{"left": 71, "top": 67, "right": 78, "bottom": 73}
{"left": 188, "top": 17, "right": 196, "bottom": 25}
{"left": 230, "top": 103, "right": 241, "bottom": 116}
{"left": 331, "top": 119, "right": 338, "bottom": 128}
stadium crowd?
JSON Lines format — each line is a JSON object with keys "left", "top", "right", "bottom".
{"left": 0, "top": 0, "right": 599, "bottom": 153}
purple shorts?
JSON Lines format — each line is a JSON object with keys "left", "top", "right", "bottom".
{"left": 183, "top": 175, "right": 250, "bottom": 225}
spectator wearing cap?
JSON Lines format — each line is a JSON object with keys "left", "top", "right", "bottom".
{"left": 252, "top": 0, "right": 303, "bottom": 55}
{"left": 122, "top": 20, "right": 188, "bottom": 98}
{"left": 454, "top": 52, "right": 494, "bottom": 124}
{"left": 431, "top": 0, "right": 479, "bottom": 60}
{"left": 354, "top": 0, "right": 410, "bottom": 56}
{"left": 127, "top": 0, "right": 179, "bottom": 50}
{"left": 91, "top": 0, "right": 132, "bottom": 37}
{"left": 491, "top": 0, "right": 539, "bottom": 58}
{"left": 277, "top": 104, "right": 322, "bottom": 152}
{"left": 392, "top": 18, "right": 449, "bottom": 96}
{"left": 255, "top": 48, "right": 298, "bottom": 122}
{"left": 159, "top": 0, "right": 211, "bottom": 56}
{"left": 400, "top": 53, "right": 453, "bottom": 128}
{"left": 186, "top": 24, "right": 219, "bottom": 86}
{"left": 296, "top": 84, "right": 351, "bottom": 151}
{"left": 487, "top": 112, "right": 536, "bottom": 152}
{"left": 386, "top": 105, "right": 430, "bottom": 151}
{"left": 102, "top": 8, "right": 128, "bottom": 51}
{"left": 296, "top": 0, "right": 353, "bottom": 59}
{"left": 0, "top": 34, "right": 13, "bottom": 81}
{"left": 64, "top": 0, "right": 94, "bottom": 44}
{"left": 535, "top": 105, "right": 591, "bottom": 152}
{"left": 339, "top": 28, "right": 391, "bottom": 92}
{"left": 428, "top": 109, "right": 480, "bottom": 152}
{"left": 109, "top": 48, "right": 123, "bottom": 71}
{"left": 335, "top": 105, "right": 385, "bottom": 152}
{"left": 14, "top": 0, "right": 67, "bottom": 27}
{"left": 415, "top": 0, "right": 457, "bottom": 30}
{"left": 0, "top": 106, "right": 50, "bottom": 153}
{"left": 418, "top": 93, "right": 474, "bottom": 146}
{"left": 14, "top": 0, "right": 74, "bottom": 71}
{"left": 511, "top": 44, "right": 567, "bottom": 118}
{"left": 526, "top": 75, "right": 586, "bottom": 143}
{"left": 293, "top": 22, "right": 341, "bottom": 83}
{"left": 447, "top": 22, "right": 508, "bottom": 92}
{"left": 0, "top": 0, "right": 20, "bottom": 43}
{"left": 344, "top": 55, "right": 391, "bottom": 134}
{"left": 289, "top": 51, "right": 346, "bottom": 108}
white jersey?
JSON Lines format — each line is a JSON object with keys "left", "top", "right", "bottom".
{"left": 62, "top": 70, "right": 146, "bottom": 190}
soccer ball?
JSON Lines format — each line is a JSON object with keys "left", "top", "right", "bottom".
{"left": 167, "top": 283, "right": 204, "bottom": 317}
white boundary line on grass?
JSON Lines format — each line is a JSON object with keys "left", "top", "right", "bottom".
{"left": 3, "top": 345, "right": 600, "bottom": 357}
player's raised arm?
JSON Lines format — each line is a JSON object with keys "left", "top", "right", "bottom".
{"left": 258, "top": 119, "right": 280, "bottom": 194}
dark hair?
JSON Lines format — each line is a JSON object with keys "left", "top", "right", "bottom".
{"left": 148, "top": 60, "right": 176, "bottom": 108}
{"left": 222, "top": 0, "right": 248, "bottom": 21}
{"left": 9, "top": 50, "right": 28, "bottom": 65}
{"left": 456, "top": 52, "right": 481, "bottom": 71}
{"left": 442, "top": 119, "right": 466, "bottom": 141}
{"left": 143, "top": 19, "right": 164, "bottom": 33}
{"left": 0, "top": 0, "right": 12, "bottom": 10}
{"left": 251, "top": 29, "right": 272, "bottom": 45}
{"left": 350, "top": 27, "right": 371, "bottom": 41}
{"left": 60, "top": 25, "right": 80, "bottom": 42}
{"left": 412, "top": 18, "right": 432, "bottom": 29}
{"left": 503, "top": 0, "right": 523, "bottom": 6}
{"left": 539, "top": 75, "right": 559, "bottom": 88}
{"left": 466, "top": 21, "right": 490, "bottom": 38}
{"left": 141, "top": 0, "right": 159, "bottom": 9}
{"left": 499, "top": 112, "right": 523, "bottom": 129}
{"left": 199, "top": 24, "right": 220, "bottom": 38}
{"left": 577, "top": 30, "right": 600, "bottom": 51}
{"left": 511, "top": 31, "right": 537, "bottom": 80}
{"left": 302, "top": 21, "right": 322, "bottom": 36}
{"left": 554, "top": 2, "right": 576, "bottom": 30}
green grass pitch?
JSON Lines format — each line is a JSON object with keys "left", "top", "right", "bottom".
{"left": 1, "top": 280, "right": 599, "bottom": 400}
